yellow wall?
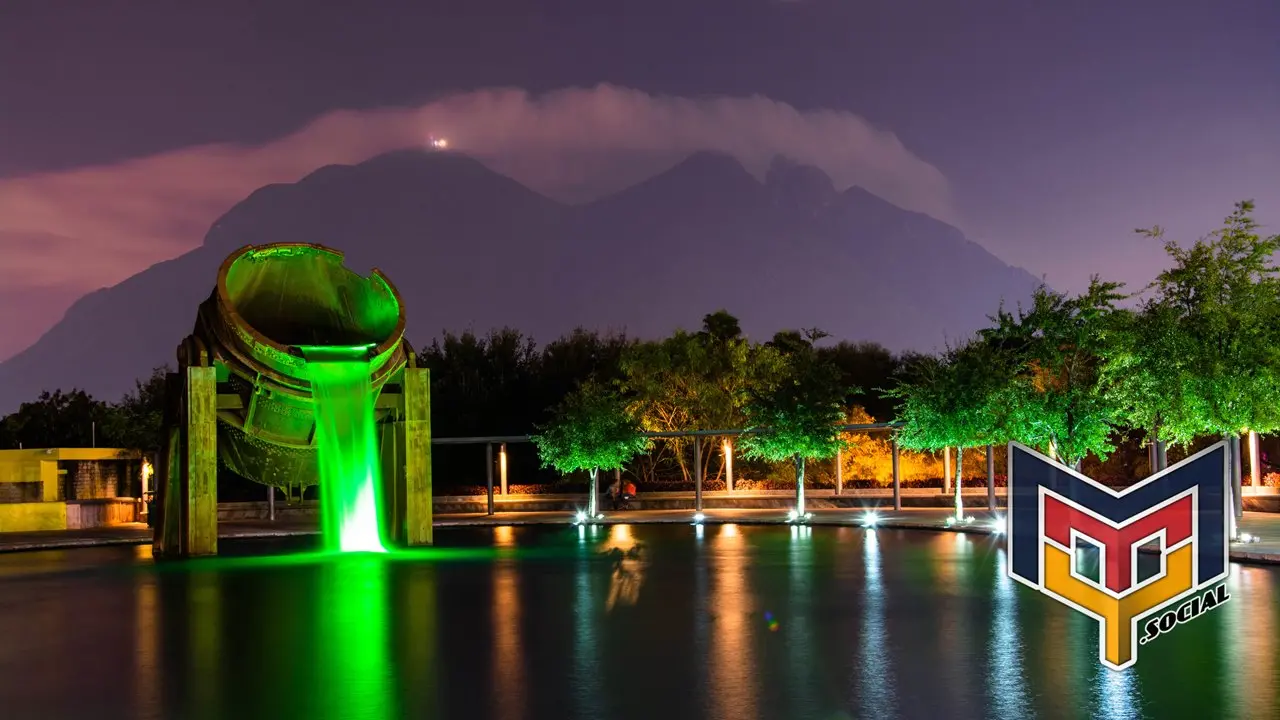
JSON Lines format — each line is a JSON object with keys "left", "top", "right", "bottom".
{"left": 0, "top": 502, "right": 67, "bottom": 532}
{"left": 0, "top": 449, "right": 141, "bottom": 532}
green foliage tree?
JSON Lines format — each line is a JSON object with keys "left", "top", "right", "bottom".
{"left": 1101, "top": 299, "right": 1188, "bottom": 465}
{"left": 1128, "top": 201, "right": 1280, "bottom": 444}
{"left": 887, "top": 336, "right": 1014, "bottom": 518}
{"left": 983, "top": 279, "right": 1126, "bottom": 468}
{"left": 738, "top": 336, "right": 851, "bottom": 516}
{"left": 531, "top": 379, "right": 651, "bottom": 516}
{"left": 620, "top": 311, "right": 763, "bottom": 483}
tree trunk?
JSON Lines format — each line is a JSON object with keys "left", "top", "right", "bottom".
{"left": 954, "top": 446, "right": 964, "bottom": 520}
{"left": 794, "top": 455, "right": 806, "bottom": 516}
{"left": 588, "top": 467, "right": 599, "bottom": 517}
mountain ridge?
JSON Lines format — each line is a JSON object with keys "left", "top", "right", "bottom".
{"left": 0, "top": 148, "right": 1041, "bottom": 411}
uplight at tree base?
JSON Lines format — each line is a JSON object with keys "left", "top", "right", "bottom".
{"left": 303, "top": 346, "right": 388, "bottom": 554}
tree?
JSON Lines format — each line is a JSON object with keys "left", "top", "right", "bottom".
{"left": 1, "top": 389, "right": 111, "bottom": 449}
{"left": 419, "top": 328, "right": 539, "bottom": 436}
{"left": 818, "top": 340, "right": 901, "bottom": 422}
{"left": 620, "top": 312, "right": 762, "bottom": 483}
{"left": 886, "top": 336, "right": 1014, "bottom": 519}
{"left": 1131, "top": 201, "right": 1280, "bottom": 444}
{"left": 738, "top": 338, "right": 851, "bottom": 517}
{"left": 1101, "top": 299, "right": 1189, "bottom": 467}
{"left": 531, "top": 379, "right": 651, "bottom": 517}
{"left": 983, "top": 279, "right": 1126, "bottom": 468}
{"left": 102, "top": 367, "right": 170, "bottom": 453}
{"left": 535, "top": 328, "right": 633, "bottom": 424}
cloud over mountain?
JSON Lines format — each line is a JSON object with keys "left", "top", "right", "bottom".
{"left": 0, "top": 85, "right": 956, "bottom": 360}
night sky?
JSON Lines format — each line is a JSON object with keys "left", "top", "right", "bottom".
{"left": 2, "top": 0, "right": 1278, "bottom": 361}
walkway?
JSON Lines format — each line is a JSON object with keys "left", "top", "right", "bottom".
{"left": 4, "top": 508, "right": 1280, "bottom": 564}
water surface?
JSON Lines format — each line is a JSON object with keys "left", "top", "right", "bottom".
{"left": 0, "top": 524, "right": 1276, "bottom": 720}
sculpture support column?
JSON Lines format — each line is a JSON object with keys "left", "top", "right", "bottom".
{"left": 156, "top": 366, "right": 217, "bottom": 559}
{"left": 402, "top": 367, "right": 433, "bottom": 546}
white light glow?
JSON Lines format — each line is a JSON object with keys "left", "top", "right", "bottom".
{"left": 862, "top": 511, "right": 879, "bottom": 528}
{"left": 693, "top": 512, "right": 705, "bottom": 524}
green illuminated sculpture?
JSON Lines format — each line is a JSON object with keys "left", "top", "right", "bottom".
{"left": 153, "top": 243, "right": 432, "bottom": 558}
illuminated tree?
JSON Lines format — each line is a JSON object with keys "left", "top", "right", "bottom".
{"left": 531, "top": 378, "right": 650, "bottom": 517}
{"left": 738, "top": 335, "right": 851, "bottom": 516}
{"left": 620, "top": 311, "right": 762, "bottom": 482}
{"left": 887, "top": 336, "right": 1014, "bottom": 519}
{"left": 1127, "top": 201, "right": 1280, "bottom": 444}
{"left": 983, "top": 279, "right": 1126, "bottom": 468}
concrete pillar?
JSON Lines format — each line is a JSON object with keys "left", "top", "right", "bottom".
{"left": 1156, "top": 440, "right": 1168, "bottom": 472}
{"left": 402, "top": 367, "right": 433, "bottom": 546}
{"left": 986, "top": 443, "right": 996, "bottom": 512}
{"left": 943, "top": 447, "right": 952, "bottom": 494}
{"left": 694, "top": 440, "right": 703, "bottom": 513}
{"left": 835, "top": 447, "right": 844, "bottom": 496}
{"left": 185, "top": 366, "right": 218, "bottom": 557}
{"left": 1249, "top": 431, "right": 1261, "bottom": 487}
{"left": 499, "top": 443, "right": 509, "bottom": 495}
{"left": 486, "top": 443, "right": 495, "bottom": 516}
{"left": 724, "top": 440, "right": 734, "bottom": 493}
{"left": 891, "top": 439, "right": 901, "bottom": 512}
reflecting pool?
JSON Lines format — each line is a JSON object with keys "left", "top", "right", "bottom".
{"left": 0, "top": 524, "right": 1276, "bottom": 719}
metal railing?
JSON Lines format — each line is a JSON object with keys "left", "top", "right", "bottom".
{"left": 425, "top": 422, "right": 965, "bottom": 516}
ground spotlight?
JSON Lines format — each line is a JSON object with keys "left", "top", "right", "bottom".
{"left": 990, "top": 515, "right": 1006, "bottom": 535}
{"left": 862, "top": 511, "right": 879, "bottom": 528}
{"left": 787, "top": 509, "right": 799, "bottom": 522}
{"left": 574, "top": 510, "right": 587, "bottom": 525}
{"left": 1237, "top": 532, "right": 1260, "bottom": 544}
{"left": 693, "top": 512, "right": 705, "bottom": 524}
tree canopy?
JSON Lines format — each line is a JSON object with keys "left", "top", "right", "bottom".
{"left": 887, "top": 335, "right": 1013, "bottom": 454}
{"left": 530, "top": 378, "right": 651, "bottom": 476}
{"left": 983, "top": 279, "right": 1126, "bottom": 465}
{"left": 737, "top": 337, "right": 851, "bottom": 464}
{"left": 1129, "top": 200, "right": 1280, "bottom": 442}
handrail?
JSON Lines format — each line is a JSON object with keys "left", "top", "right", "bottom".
{"left": 429, "top": 422, "right": 902, "bottom": 445}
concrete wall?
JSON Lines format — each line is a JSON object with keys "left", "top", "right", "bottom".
{"left": 0, "top": 502, "right": 67, "bottom": 532}
{"left": 66, "top": 499, "right": 138, "bottom": 529}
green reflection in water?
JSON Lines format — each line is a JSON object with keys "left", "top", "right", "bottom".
{"left": 315, "top": 554, "right": 397, "bottom": 720}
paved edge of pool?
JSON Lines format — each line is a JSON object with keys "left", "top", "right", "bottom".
{"left": 3, "top": 515, "right": 1278, "bottom": 567}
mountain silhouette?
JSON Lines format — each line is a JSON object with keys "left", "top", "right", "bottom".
{"left": 0, "top": 149, "right": 1040, "bottom": 412}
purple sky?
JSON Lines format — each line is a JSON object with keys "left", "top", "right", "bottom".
{"left": 2, "top": 0, "right": 1278, "bottom": 361}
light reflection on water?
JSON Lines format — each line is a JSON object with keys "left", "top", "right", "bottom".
{"left": 857, "top": 529, "right": 895, "bottom": 718}
{"left": 988, "top": 548, "right": 1030, "bottom": 720}
{"left": 0, "top": 527, "right": 1276, "bottom": 719}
